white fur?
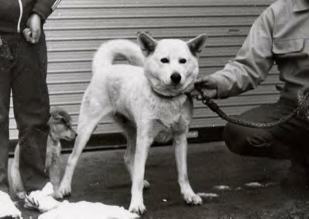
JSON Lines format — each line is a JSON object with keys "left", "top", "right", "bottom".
{"left": 56, "top": 33, "right": 207, "bottom": 214}
{"left": 38, "top": 201, "right": 139, "bottom": 219}
{"left": 0, "top": 191, "right": 22, "bottom": 218}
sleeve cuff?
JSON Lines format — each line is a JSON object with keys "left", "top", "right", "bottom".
{"left": 32, "top": 9, "right": 50, "bottom": 21}
{"left": 32, "top": 1, "right": 54, "bottom": 21}
{"left": 208, "top": 74, "right": 232, "bottom": 99}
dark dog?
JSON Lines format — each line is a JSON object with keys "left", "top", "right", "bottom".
{"left": 9, "top": 108, "right": 77, "bottom": 199}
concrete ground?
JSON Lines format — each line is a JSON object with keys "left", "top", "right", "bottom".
{"left": 18, "top": 141, "right": 309, "bottom": 219}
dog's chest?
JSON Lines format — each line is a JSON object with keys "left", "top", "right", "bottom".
{"left": 154, "top": 100, "right": 184, "bottom": 126}
{"left": 150, "top": 96, "right": 191, "bottom": 143}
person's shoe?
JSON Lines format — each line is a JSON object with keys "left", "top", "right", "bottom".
{"left": 24, "top": 182, "right": 60, "bottom": 213}
{"left": 0, "top": 191, "right": 22, "bottom": 219}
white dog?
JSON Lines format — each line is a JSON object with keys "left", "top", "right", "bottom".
{"left": 55, "top": 32, "right": 207, "bottom": 214}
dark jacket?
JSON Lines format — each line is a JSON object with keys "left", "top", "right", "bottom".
{"left": 0, "top": 0, "right": 60, "bottom": 33}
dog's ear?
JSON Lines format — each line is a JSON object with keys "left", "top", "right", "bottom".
{"left": 49, "top": 108, "right": 71, "bottom": 126}
{"left": 187, "top": 34, "right": 207, "bottom": 56}
{"left": 137, "top": 32, "right": 157, "bottom": 56}
{"left": 50, "top": 110, "right": 63, "bottom": 121}
{"left": 48, "top": 111, "right": 61, "bottom": 126}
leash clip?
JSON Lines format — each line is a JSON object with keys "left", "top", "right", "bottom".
{"left": 194, "top": 87, "right": 212, "bottom": 104}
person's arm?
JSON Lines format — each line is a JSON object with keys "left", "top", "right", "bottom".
{"left": 197, "top": 7, "right": 276, "bottom": 98}
{"left": 32, "top": 0, "right": 61, "bottom": 21}
{"left": 24, "top": 0, "right": 61, "bottom": 44}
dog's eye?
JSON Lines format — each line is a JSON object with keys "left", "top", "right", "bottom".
{"left": 179, "top": 58, "right": 187, "bottom": 64}
{"left": 160, "top": 58, "right": 169, "bottom": 63}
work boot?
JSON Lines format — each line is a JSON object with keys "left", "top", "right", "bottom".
{"left": 281, "top": 160, "right": 309, "bottom": 189}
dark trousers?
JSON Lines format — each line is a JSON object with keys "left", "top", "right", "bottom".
{"left": 0, "top": 32, "right": 50, "bottom": 193}
{"left": 223, "top": 97, "right": 309, "bottom": 167}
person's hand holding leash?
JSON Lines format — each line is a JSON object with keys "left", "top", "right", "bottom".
{"left": 23, "top": 13, "right": 41, "bottom": 44}
{"left": 193, "top": 75, "right": 218, "bottom": 99}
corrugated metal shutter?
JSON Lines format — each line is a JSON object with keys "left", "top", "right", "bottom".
{"left": 9, "top": 0, "right": 277, "bottom": 140}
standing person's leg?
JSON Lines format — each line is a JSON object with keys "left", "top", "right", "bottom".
{"left": 0, "top": 37, "right": 13, "bottom": 193}
{"left": 0, "top": 34, "right": 23, "bottom": 219}
{"left": 11, "top": 33, "right": 50, "bottom": 192}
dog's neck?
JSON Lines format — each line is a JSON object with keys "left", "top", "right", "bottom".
{"left": 48, "top": 131, "right": 59, "bottom": 145}
{"left": 151, "top": 87, "right": 185, "bottom": 99}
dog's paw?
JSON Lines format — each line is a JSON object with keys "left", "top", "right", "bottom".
{"left": 54, "top": 183, "right": 71, "bottom": 199}
{"left": 143, "top": 180, "right": 150, "bottom": 190}
{"left": 129, "top": 202, "right": 146, "bottom": 215}
{"left": 183, "top": 193, "right": 203, "bottom": 205}
{"left": 16, "top": 192, "right": 26, "bottom": 200}
{"left": 52, "top": 190, "right": 64, "bottom": 200}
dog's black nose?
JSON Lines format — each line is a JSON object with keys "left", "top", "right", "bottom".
{"left": 170, "top": 72, "right": 182, "bottom": 84}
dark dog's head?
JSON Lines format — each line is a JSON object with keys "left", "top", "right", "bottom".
{"left": 48, "top": 108, "right": 77, "bottom": 141}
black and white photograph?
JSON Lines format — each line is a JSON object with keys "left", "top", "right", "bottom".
{"left": 1, "top": 0, "right": 309, "bottom": 218}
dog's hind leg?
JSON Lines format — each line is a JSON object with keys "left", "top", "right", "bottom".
{"left": 56, "top": 94, "right": 112, "bottom": 199}
{"left": 121, "top": 123, "right": 150, "bottom": 190}
{"left": 174, "top": 133, "right": 202, "bottom": 205}
{"left": 123, "top": 127, "right": 136, "bottom": 179}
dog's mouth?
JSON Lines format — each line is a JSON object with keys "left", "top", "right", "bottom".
{"left": 167, "top": 79, "right": 195, "bottom": 93}
{"left": 148, "top": 74, "right": 195, "bottom": 98}
{"left": 63, "top": 135, "right": 76, "bottom": 141}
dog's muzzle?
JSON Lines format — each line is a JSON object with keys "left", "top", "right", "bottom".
{"left": 170, "top": 72, "right": 182, "bottom": 85}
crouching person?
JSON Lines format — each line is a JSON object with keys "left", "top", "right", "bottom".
{"left": 196, "top": 0, "right": 309, "bottom": 188}
{"left": 0, "top": 0, "right": 61, "bottom": 218}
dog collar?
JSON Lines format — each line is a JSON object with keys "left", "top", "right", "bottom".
{"left": 151, "top": 87, "right": 184, "bottom": 99}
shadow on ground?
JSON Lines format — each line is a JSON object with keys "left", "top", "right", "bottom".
{"left": 18, "top": 141, "right": 309, "bottom": 219}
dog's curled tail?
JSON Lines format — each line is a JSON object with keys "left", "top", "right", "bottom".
{"left": 93, "top": 39, "right": 145, "bottom": 74}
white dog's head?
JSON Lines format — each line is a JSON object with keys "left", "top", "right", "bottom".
{"left": 137, "top": 32, "right": 207, "bottom": 97}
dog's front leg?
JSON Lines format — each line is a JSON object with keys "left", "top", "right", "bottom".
{"left": 174, "top": 133, "right": 202, "bottom": 205}
{"left": 49, "top": 152, "right": 62, "bottom": 192}
{"left": 129, "top": 127, "right": 153, "bottom": 215}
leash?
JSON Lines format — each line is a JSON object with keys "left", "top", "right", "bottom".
{"left": 194, "top": 86, "right": 309, "bottom": 128}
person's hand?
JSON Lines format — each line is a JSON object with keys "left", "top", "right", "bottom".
{"left": 23, "top": 13, "right": 42, "bottom": 44}
{"left": 193, "top": 75, "right": 218, "bottom": 99}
